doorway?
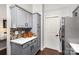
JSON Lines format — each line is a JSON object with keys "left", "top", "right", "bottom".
{"left": 44, "top": 16, "right": 61, "bottom": 52}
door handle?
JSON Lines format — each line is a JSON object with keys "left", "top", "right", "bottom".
{"left": 56, "top": 34, "right": 59, "bottom": 37}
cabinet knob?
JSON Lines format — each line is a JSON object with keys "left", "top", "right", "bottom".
{"left": 25, "top": 23, "right": 28, "bottom": 27}
{"left": 56, "top": 34, "right": 59, "bottom": 37}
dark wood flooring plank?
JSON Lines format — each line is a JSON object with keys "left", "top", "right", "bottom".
{"left": 0, "top": 49, "right": 6, "bottom": 55}
{"left": 36, "top": 48, "right": 60, "bottom": 55}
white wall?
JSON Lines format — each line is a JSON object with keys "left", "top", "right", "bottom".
{"left": 44, "top": 4, "right": 78, "bottom": 52}
{"left": 44, "top": 4, "right": 78, "bottom": 17}
{"left": 32, "top": 4, "right": 42, "bottom": 14}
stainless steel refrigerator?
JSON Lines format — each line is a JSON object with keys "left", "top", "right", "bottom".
{"left": 60, "top": 16, "right": 79, "bottom": 55}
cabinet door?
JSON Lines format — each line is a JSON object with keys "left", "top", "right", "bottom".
{"left": 32, "top": 14, "right": 38, "bottom": 34}
{"left": 11, "top": 7, "right": 17, "bottom": 28}
{"left": 11, "top": 43, "right": 23, "bottom": 55}
{"left": 32, "top": 13, "right": 41, "bottom": 34}
{"left": 26, "top": 12, "right": 32, "bottom": 28}
{"left": 37, "top": 38, "right": 41, "bottom": 49}
{"left": 31, "top": 39, "right": 39, "bottom": 54}
{"left": 34, "top": 39, "right": 39, "bottom": 54}
{"left": 16, "top": 7, "right": 26, "bottom": 27}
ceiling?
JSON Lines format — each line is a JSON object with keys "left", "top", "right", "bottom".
{"left": 44, "top": 4, "right": 78, "bottom": 12}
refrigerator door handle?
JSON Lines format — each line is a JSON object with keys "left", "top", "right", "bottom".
{"left": 56, "top": 34, "right": 59, "bottom": 37}
{"left": 59, "top": 27, "right": 61, "bottom": 41}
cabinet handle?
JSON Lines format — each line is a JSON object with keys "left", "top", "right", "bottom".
{"left": 25, "top": 23, "right": 28, "bottom": 27}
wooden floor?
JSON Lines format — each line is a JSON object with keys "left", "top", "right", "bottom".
{"left": 36, "top": 48, "right": 61, "bottom": 55}
{"left": 0, "top": 48, "right": 61, "bottom": 55}
{"left": 0, "top": 49, "right": 6, "bottom": 55}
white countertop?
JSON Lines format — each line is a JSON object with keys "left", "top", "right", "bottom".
{"left": 11, "top": 36, "right": 37, "bottom": 45}
{"left": 69, "top": 42, "right": 79, "bottom": 53}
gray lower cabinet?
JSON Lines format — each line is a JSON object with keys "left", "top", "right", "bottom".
{"left": 31, "top": 40, "right": 38, "bottom": 54}
{"left": 11, "top": 42, "right": 31, "bottom": 55}
{"left": 30, "top": 38, "right": 39, "bottom": 55}
{"left": 11, "top": 38, "right": 40, "bottom": 55}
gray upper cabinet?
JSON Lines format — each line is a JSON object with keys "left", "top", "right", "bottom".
{"left": 32, "top": 13, "right": 41, "bottom": 35}
{"left": 10, "top": 5, "right": 32, "bottom": 28}
{"left": 16, "top": 7, "right": 26, "bottom": 28}
{"left": 26, "top": 12, "right": 32, "bottom": 28}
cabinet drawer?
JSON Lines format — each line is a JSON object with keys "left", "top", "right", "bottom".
{"left": 23, "top": 41, "right": 31, "bottom": 48}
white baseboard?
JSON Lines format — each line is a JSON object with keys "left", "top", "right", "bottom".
{"left": 44, "top": 46, "right": 62, "bottom": 52}
{"left": 40, "top": 47, "right": 44, "bottom": 51}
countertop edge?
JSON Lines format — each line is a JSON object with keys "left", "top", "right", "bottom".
{"left": 69, "top": 42, "right": 79, "bottom": 53}
{"left": 10, "top": 36, "right": 37, "bottom": 45}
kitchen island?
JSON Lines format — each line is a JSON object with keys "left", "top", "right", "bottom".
{"left": 10, "top": 36, "right": 40, "bottom": 55}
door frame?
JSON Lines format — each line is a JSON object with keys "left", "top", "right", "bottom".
{"left": 44, "top": 16, "right": 62, "bottom": 52}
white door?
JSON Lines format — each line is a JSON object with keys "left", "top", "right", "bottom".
{"left": 44, "top": 17, "right": 61, "bottom": 52}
